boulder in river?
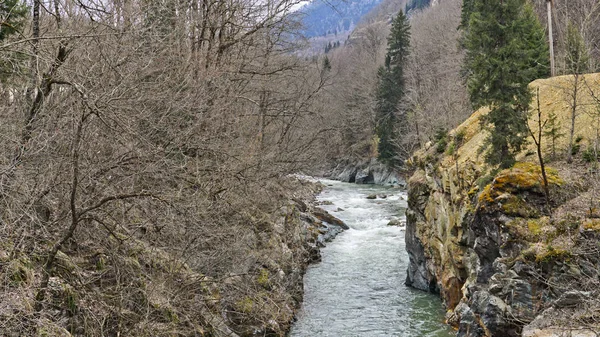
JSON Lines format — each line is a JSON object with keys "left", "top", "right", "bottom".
{"left": 386, "top": 219, "right": 405, "bottom": 227}
{"left": 366, "top": 194, "right": 377, "bottom": 200}
{"left": 312, "top": 207, "right": 349, "bottom": 229}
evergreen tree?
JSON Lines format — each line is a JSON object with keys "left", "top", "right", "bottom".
{"left": 375, "top": 67, "right": 398, "bottom": 163}
{"left": 460, "top": 0, "right": 476, "bottom": 30}
{"left": 0, "top": 0, "right": 27, "bottom": 42}
{"left": 463, "top": 0, "right": 549, "bottom": 168}
{"left": 1, "top": 0, "right": 28, "bottom": 81}
{"left": 543, "top": 112, "right": 564, "bottom": 159}
{"left": 322, "top": 56, "right": 332, "bottom": 72}
{"left": 375, "top": 10, "right": 410, "bottom": 166}
{"left": 386, "top": 10, "right": 411, "bottom": 75}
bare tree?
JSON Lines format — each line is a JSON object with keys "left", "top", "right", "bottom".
{"left": 0, "top": 0, "right": 333, "bottom": 335}
{"left": 528, "top": 88, "right": 551, "bottom": 205}
{"left": 404, "top": 0, "right": 470, "bottom": 146}
{"left": 546, "top": 0, "right": 556, "bottom": 76}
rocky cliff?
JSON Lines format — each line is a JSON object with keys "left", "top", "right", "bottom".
{"left": 405, "top": 73, "right": 600, "bottom": 336}
{"left": 326, "top": 158, "right": 405, "bottom": 186}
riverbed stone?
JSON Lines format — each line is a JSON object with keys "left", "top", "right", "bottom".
{"left": 386, "top": 219, "right": 403, "bottom": 227}
{"left": 312, "top": 207, "right": 349, "bottom": 229}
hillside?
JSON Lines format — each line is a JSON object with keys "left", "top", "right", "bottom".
{"left": 299, "top": 0, "right": 383, "bottom": 38}
{"left": 405, "top": 0, "right": 433, "bottom": 13}
{"left": 439, "top": 73, "right": 600, "bottom": 168}
{"left": 405, "top": 73, "right": 600, "bottom": 336}
{"left": 0, "top": 177, "right": 352, "bottom": 336}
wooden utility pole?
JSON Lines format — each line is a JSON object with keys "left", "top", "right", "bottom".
{"left": 547, "top": 0, "right": 555, "bottom": 77}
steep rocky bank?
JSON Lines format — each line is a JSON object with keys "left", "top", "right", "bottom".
{"left": 0, "top": 178, "right": 348, "bottom": 337}
{"left": 405, "top": 73, "right": 600, "bottom": 336}
{"left": 325, "top": 158, "right": 405, "bottom": 186}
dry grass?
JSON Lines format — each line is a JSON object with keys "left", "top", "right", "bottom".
{"left": 529, "top": 73, "right": 600, "bottom": 152}
{"left": 434, "top": 73, "right": 600, "bottom": 171}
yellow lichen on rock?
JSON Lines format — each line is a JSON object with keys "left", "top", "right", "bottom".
{"left": 535, "top": 246, "right": 572, "bottom": 263}
{"left": 478, "top": 162, "right": 562, "bottom": 207}
{"left": 583, "top": 219, "right": 600, "bottom": 231}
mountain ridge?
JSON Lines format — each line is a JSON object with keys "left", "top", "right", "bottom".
{"left": 299, "top": 0, "right": 384, "bottom": 38}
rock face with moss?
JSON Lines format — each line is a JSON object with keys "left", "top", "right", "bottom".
{"left": 405, "top": 74, "right": 600, "bottom": 337}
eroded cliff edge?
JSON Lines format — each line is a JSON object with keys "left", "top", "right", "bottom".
{"left": 405, "top": 74, "right": 600, "bottom": 337}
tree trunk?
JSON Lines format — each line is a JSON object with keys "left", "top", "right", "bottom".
{"left": 567, "top": 73, "right": 579, "bottom": 163}
{"left": 537, "top": 90, "right": 550, "bottom": 205}
{"left": 547, "top": 0, "right": 555, "bottom": 77}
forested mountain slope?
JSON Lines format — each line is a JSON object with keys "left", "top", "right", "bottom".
{"left": 299, "top": 0, "right": 383, "bottom": 38}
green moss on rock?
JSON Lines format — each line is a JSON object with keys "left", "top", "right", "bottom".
{"left": 501, "top": 196, "right": 540, "bottom": 218}
{"left": 536, "top": 246, "right": 572, "bottom": 263}
{"left": 257, "top": 268, "right": 270, "bottom": 287}
{"left": 236, "top": 297, "right": 254, "bottom": 314}
{"left": 480, "top": 163, "right": 562, "bottom": 200}
{"left": 7, "top": 257, "right": 34, "bottom": 286}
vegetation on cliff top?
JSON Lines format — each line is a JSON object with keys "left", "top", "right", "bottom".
{"left": 462, "top": 0, "right": 550, "bottom": 168}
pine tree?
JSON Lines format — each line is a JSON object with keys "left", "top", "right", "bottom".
{"left": 375, "top": 10, "right": 410, "bottom": 166}
{"left": 386, "top": 10, "right": 411, "bottom": 76}
{"left": 463, "top": 0, "right": 549, "bottom": 168}
{"left": 543, "top": 112, "right": 564, "bottom": 159}
{"left": 460, "top": 0, "right": 476, "bottom": 30}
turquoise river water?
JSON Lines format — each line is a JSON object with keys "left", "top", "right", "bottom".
{"left": 290, "top": 179, "right": 454, "bottom": 337}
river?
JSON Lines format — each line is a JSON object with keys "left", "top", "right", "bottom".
{"left": 290, "top": 179, "right": 454, "bottom": 337}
